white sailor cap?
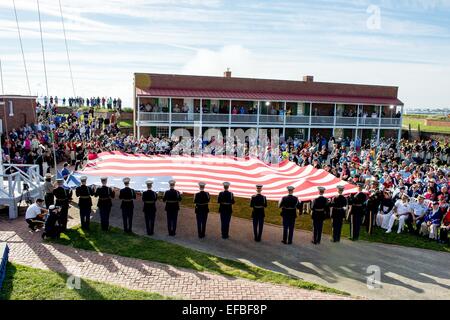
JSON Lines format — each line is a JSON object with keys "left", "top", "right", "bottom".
{"left": 223, "top": 182, "right": 230, "bottom": 187}
{"left": 123, "top": 177, "right": 131, "bottom": 184}
{"left": 80, "top": 176, "right": 88, "bottom": 182}
{"left": 198, "top": 182, "right": 206, "bottom": 188}
{"left": 287, "top": 186, "right": 295, "bottom": 191}
{"left": 56, "top": 178, "right": 64, "bottom": 183}
{"left": 48, "top": 205, "right": 56, "bottom": 210}
{"left": 145, "top": 179, "right": 153, "bottom": 185}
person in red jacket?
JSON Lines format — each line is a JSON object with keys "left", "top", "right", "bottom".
{"left": 439, "top": 209, "right": 450, "bottom": 244}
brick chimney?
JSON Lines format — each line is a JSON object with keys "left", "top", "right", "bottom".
{"left": 224, "top": 68, "right": 232, "bottom": 78}
{"left": 303, "top": 75, "right": 314, "bottom": 82}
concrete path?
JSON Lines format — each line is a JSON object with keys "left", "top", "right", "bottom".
{"left": 99, "top": 199, "right": 450, "bottom": 300}
{"left": 0, "top": 214, "right": 348, "bottom": 300}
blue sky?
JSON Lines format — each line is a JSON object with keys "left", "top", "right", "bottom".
{"left": 0, "top": 0, "right": 449, "bottom": 109}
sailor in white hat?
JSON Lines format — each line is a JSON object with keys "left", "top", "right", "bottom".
{"left": 52, "top": 176, "right": 72, "bottom": 231}
{"left": 251, "top": 184, "right": 267, "bottom": 242}
{"left": 75, "top": 175, "right": 94, "bottom": 230}
{"left": 330, "top": 185, "right": 348, "bottom": 242}
{"left": 163, "top": 179, "right": 182, "bottom": 236}
{"left": 142, "top": 179, "right": 158, "bottom": 235}
{"left": 119, "top": 177, "right": 136, "bottom": 233}
{"left": 218, "top": 182, "right": 235, "bottom": 239}
{"left": 94, "top": 176, "right": 116, "bottom": 231}
{"left": 43, "top": 173, "right": 55, "bottom": 208}
{"left": 194, "top": 182, "right": 210, "bottom": 238}
{"left": 311, "top": 186, "right": 328, "bottom": 245}
{"left": 279, "top": 185, "right": 300, "bottom": 244}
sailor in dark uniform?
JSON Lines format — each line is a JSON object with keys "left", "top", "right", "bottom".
{"left": 142, "top": 179, "right": 158, "bottom": 236}
{"left": 217, "top": 182, "right": 235, "bottom": 239}
{"left": 330, "top": 185, "right": 347, "bottom": 242}
{"left": 366, "top": 181, "right": 382, "bottom": 235}
{"left": 94, "top": 177, "right": 115, "bottom": 231}
{"left": 163, "top": 180, "right": 182, "bottom": 236}
{"left": 75, "top": 176, "right": 94, "bottom": 230}
{"left": 250, "top": 184, "right": 267, "bottom": 242}
{"left": 119, "top": 177, "right": 136, "bottom": 233}
{"left": 311, "top": 186, "right": 329, "bottom": 245}
{"left": 43, "top": 173, "right": 55, "bottom": 208}
{"left": 349, "top": 183, "right": 367, "bottom": 241}
{"left": 279, "top": 186, "right": 301, "bottom": 244}
{"left": 53, "top": 178, "right": 72, "bottom": 231}
{"left": 42, "top": 205, "right": 62, "bottom": 240}
{"left": 194, "top": 182, "right": 210, "bottom": 238}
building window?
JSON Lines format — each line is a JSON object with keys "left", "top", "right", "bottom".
{"left": 8, "top": 100, "right": 13, "bottom": 116}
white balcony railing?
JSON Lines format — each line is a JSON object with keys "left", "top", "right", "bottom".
{"left": 336, "top": 117, "right": 358, "bottom": 126}
{"left": 137, "top": 112, "right": 401, "bottom": 127}
{"left": 171, "top": 113, "right": 200, "bottom": 122}
{"left": 139, "top": 112, "right": 169, "bottom": 122}
{"left": 202, "top": 114, "right": 229, "bottom": 123}
{"left": 230, "top": 114, "right": 258, "bottom": 123}
{"left": 285, "top": 115, "right": 310, "bottom": 125}
{"left": 259, "top": 115, "right": 284, "bottom": 124}
{"left": 381, "top": 118, "right": 401, "bottom": 126}
{"left": 311, "top": 116, "right": 335, "bottom": 126}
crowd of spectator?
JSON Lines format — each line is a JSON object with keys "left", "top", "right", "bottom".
{"left": 1, "top": 99, "right": 448, "bottom": 245}
{"left": 40, "top": 96, "right": 122, "bottom": 110}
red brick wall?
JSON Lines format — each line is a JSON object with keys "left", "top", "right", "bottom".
{"left": 135, "top": 73, "right": 400, "bottom": 99}
{"left": 425, "top": 120, "right": 450, "bottom": 127}
{"left": 0, "top": 97, "right": 37, "bottom": 132}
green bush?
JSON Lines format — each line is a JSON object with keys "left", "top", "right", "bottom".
{"left": 121, "top": 107, "right": 133, "bottom": 113}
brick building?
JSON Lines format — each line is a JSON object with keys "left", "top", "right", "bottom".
{"left": 0, "top": 95, "right": 37, "bottom": 133}
{"left": 134, "top": 71, "right": 404, "bottom": 142}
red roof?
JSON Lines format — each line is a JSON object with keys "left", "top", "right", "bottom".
{"left": 135, "top": 73, "right": 403, "bottom": 106}
{"left": 136, "top": 87, "right": 403, "bottom": 105}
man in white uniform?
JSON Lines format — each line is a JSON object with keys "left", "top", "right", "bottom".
{"left": 408, "top": 195, "right": 428, "bottom": 234}
{"left": 25, "top": 198, "right": 48, "bottom": 231}
{"left": 386, "top": 194, "right": 412, "bottom": 234}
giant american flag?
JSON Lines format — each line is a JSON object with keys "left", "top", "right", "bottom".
{"left": 73, "top": 151, "right": 358, "bottom": 201}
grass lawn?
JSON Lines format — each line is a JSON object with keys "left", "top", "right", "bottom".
{"left": 0, "top": 262, "right": 170, "bottom": 300}
{"left": 403, "top": 115, "right": 450, "bottom": 134}
{"left": 180, "top": 194, "right": 450, "bottom": 253}
{"left": 118, "top": 120, "right": 133, "bottom": 128}
{"left": 52, "top": 223, "right": 348, "bottom": 296}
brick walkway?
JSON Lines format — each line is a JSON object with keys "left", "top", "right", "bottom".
{"left": 0, "top": 215, "right": 349, "bottom": 300}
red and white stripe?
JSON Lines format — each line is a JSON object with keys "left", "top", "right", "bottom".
{"left": 79, "top": 151, "right": 358, "bottom": 201}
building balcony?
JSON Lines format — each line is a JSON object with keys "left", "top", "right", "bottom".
{"left": 137, "top": 112, "right": 401, "bottom": 128}
{"left": 202, "top": 114, "right": 229, "bottom": 124}
{"left": 259, "top": 115, "right": 284, "bottom": 125}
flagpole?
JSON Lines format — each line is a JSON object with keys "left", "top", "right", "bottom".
{"left": 0, "top": 59, "right": 4, "bottom": 176}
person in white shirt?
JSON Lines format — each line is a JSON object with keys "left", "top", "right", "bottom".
{"left": 408, "top": 195, "right": 428, "bottom": 233}
{"left": 25, "top": 199, "right": 48, "bottom": 231}
{"left": 386, "top": 194, "right": 412, "bottom": 234}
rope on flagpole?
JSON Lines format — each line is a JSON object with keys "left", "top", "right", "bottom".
{"left": 58, "top": 0, "right": 76, "bottom": 97}
{"left": 36, "top": 0, "right": 49, "bottom": 98}
{"left": 12, "top": 0, "right": 31, "bottom": 95}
